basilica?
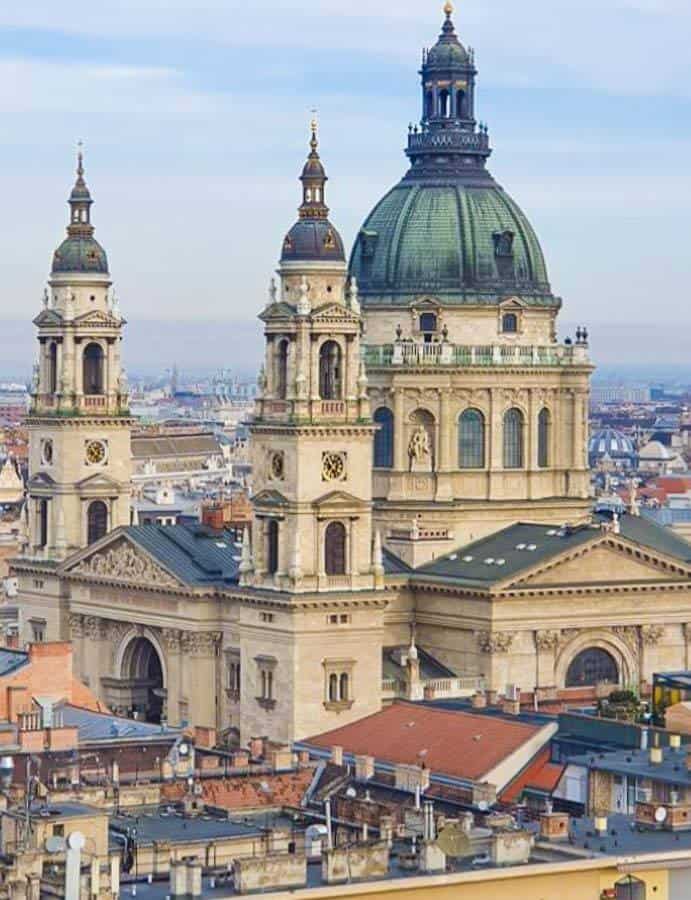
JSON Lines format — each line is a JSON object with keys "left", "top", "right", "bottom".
{"left": 13, "top": 4, "right": 691, "bottom": 743}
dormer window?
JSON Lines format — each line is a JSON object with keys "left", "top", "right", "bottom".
{"left": 419, "top": 312, "right": 438, "bottom": 342}
{"left": 502, "top": 313, "right": 518, "bottom": 334}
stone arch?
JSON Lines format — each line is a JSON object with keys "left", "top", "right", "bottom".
{"left": 115, "top": 628, "right": 167, "bottom": 722}
{"left": 555, "top": 630, "right": 636, "bottom": 690}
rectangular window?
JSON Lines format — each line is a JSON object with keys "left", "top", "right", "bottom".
{"left": 260, "top": 612, "right": 274, "bottom": 623}
{"left": 30, "top": 620, "right": 46, "bottom": 643}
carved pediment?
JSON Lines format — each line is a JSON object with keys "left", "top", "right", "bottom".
{"left": 76, "top": 472, "right": 123, "bottom": 493}
{"left": 260, "top": 302, "right": 296, "bottom": 322}
{"left": 73, "top": 310, "right": 121, "bottom": 328}
{"left": 33, "top": 309, "right": 63, "bottom": 327}
{"left": 252, "top": 489, "right": 289, "bottom": 508}
{"left": 65, "top": 537, "right": 181, "bottom": 589}
{"left": 499, "top": 296, "right": 527, "bottom": 310}
{"left": 312, "top": 490, "right": 368, "bottom": 510}
{"left": 411, "top": 297, "right": 441, "bottom": 310}
{"left": 27, "top": 472, "right": 56, "bottom": 490}
{"left": 508, "top": 538, "right": 690, "bottom": 589}
{"left": 310, "top": 302, "right": 358, "bottom": 323}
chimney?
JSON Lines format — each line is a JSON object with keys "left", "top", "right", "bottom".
{"left": 355, "top": 755, "right": 374, "bottom": 782}
{"left": 471, "top": 692, "right": 487, "bottom": 709}
{"left": 331, "top": 746, "right": 344, "bottom": 767}
{"left": 670, "top": 734, "right": 681, "bottom": 750}
{"left": 594, "top": 815, "right": 608, "bottom": 836}
{"left": 187, "top": 859, "right": 202, "bottom": 898}
{"left": 650, "top": 746, "right": 663, "bottom": 765}
{"left": 202, "top": 504, "right": 225, "bottom": 531}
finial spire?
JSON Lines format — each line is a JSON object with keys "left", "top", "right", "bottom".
{"left": 310, "top": 109, "right": 319, "bottom": 154}
{"left": 299, "top": 115, "right": 329, "bottom": 220}
{"left": 444, "top": 0, "right": 454, "bottom": 17}
{"left": 76, "top": 140, "right": 84, "bottom": 179}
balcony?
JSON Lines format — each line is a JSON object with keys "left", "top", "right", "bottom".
{"left": 363, "top": 341, "right": 588, "bottom": 369}
{"left": 382, "top": 675, "right": 485, "bottom": 702}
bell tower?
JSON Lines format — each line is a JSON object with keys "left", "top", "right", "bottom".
{"left": 247, "top": 121, "right": 382, "bottom": 594}
{"left": 25, "top": 150, "right": 132, "bottom": 560}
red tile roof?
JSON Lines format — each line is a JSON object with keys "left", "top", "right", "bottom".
{"left": 499, "top": 746, "right": 565, "bottom": 803}
{"left": 162, "top": 769, "right": 313, "bottom": 809}
{"left": 305, "top": 701, "right": 544, "bottom": 782}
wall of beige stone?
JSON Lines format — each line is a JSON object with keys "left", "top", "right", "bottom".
{"left": 363, "top": 306, "right": 557, "bottom": 347}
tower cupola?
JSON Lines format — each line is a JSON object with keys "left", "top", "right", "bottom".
{"left": 281, "top": 122, "right": 345, "bottom": 264}
{"left": 52, "top": 149, "right": 109, "bottom": 276}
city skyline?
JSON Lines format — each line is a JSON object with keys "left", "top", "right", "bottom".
{"left": 1, "top": 0, "right": 690, "bottom": 367}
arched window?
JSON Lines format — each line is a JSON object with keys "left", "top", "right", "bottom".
{"left": 37, "top": 500, "right": 48, "bottom": 549}
{"left": 503, "top": 408, "right": 524, "bottom": 469}
{"left": 266, "top": 520, "right": 279, "bottom": 575}
{"left": 83, "top": 343, "right": 104, "bottom": 395}
{"left": 459, "top": 409, "right": 485, "bottom": 469}
{"left": 538, "top": 408, "right": 550, "bottom": 469}
{"left": 339, "top": 673, "right": 349, "bottom": 701}
{"left": 425, "top": 91, "right": 434, "bottom": 119}
{"left": 319, "top": 341, "right": 342, "bottom": 400}
{"left": 456, "top": 90, "right": 466, "bottom": 118}
{"left": 502, "top": 313, "right": 518, "bottom": 334}
{"left": 48, "top": 343, "right": 58, "bottom": 394}
{"left": 373, "top": 408, "right": 394, "bottom": 468}
{"left": 419, "top": 313, "right": 437, "bottom": 335}
{"left": 87, "top": 500, "right": 108, "bottom": 545}
{"left": 275, "top": 340, "right": 289, "bottom": 400}
{"left": 566, "top": 648, "right": 618, "bottom": 688}
{"left": 439, "top": 89, "right": 450, "bottom": 117}
{"left": 325, "top": 522, "right": 347, "bottom": 576}
{"left": 329, "top": 673, "right": 338, "bottom": 702}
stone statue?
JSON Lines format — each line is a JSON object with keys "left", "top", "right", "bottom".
{"left": 349, "top": 276, "right": 360, "bottom": 314}
{"left": 297, "top": 276, "right": 311, "bottom": 316}
{"left": 408, "top": 425, "right": 431, "bottom": 465}
{"left": 629, "top": 478, "right": 640, "bottom": 517}
{"left": 42, "top": 287, "right": 49, "bottom": 309}
{"left": 31, "top": 363, "right": 40, "bottom": 393}
{"left": 269, "top": 278, "right": 277, "bottom": 305}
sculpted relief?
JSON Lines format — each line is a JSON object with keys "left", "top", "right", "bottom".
{"left": 73, "top": 541, "right": 178, "bottom": 589}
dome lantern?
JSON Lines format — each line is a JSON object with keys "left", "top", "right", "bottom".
{"left": 280, "top": 122, "right": 345, "bottom": 264}
{"left": 51, "top": 146, "right": 109, "bottom": 276}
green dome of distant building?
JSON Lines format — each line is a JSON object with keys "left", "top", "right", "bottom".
{"left": 349, "top": 5, "right": 556, "bottom": 309}
{"left": 51, "top": 150, "right": 109, "bottom": 277}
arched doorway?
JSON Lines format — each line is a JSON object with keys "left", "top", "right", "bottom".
{"left": 566, "top": 648, "right": 619, "bottom": 688}
{"left": 121, "top": 637, "right": 165, "bottom": 722}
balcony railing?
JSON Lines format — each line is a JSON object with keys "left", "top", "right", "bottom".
{"left": 363, "top": 342, "right": 586, "bottom": 368}
{"left": 381, "top": 675, "right": 485, "bottom": 701}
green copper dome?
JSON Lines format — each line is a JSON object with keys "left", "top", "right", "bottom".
{"left": 349, "top": 6, "right": 557, "bottom": 309}
{"left": 52, "top": 236, "right": 108, "bottom": 275}
{"left": 350, "top": 181, "right": 553, "bottom": 306}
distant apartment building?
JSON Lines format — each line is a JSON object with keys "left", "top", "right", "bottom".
{"left": 591, "top": 384, "right": 651, "bottom": 404}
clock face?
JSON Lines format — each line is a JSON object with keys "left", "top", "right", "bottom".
{"left": 270, "top": 452, "right": 285, "bottom": 481}
{"left": 322, "top": 452, "right": 346, "bottom": 483}
{"left": 85, "top": 440, "right": 107, "bottom": 465}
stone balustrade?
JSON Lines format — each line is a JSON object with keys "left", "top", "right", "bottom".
{"left": 363, "top": 341, "right": 589, "bottom": 368}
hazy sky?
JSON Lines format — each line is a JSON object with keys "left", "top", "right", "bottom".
{"left": 1, "top": 0, "right": 690, "bottom": 371}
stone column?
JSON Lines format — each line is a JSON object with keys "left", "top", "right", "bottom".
{"left": 488, "top": 388, "right": 502, "bottom": 500}
{"left": 181, "top": 632, "right": 222, "bottom": 729}
{"left": 534, "top": 630, "right": 560, "bottom": 693}
{"left": 435, "top": 389, "right": 453, "bottom": 501}
{"left": 161, "top": 628, "right": 183, "bottom": 726}
{"left": 393, "top": 389, "right": 405, "bottom": 471}
{"left": 69, "top": 614, "right": 85, "bottom": 679}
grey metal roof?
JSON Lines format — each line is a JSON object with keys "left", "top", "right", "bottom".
{"left": 382, "top": 548, "right": 412, "bottom": 575}
{"left": 570, "top": 813, "right": 691, "bottom": 855}
{"left": 413, "top": 512, "right": 691, "bottom": 588}
{"left": 126, "top": 524, "right": 241, "bottom": 587}
{"left": 569, "top": 745, "right": 691, "bottom": 787}
{"left": 0, "top": 649, "right": 29, "bottom": 677}
{"left": 414, "top": 521, "right": 599, "bottom": 587}
{"left": 62, "top": 704, "right": 180, "bottom": 743}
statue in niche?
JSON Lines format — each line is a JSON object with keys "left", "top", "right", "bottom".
{"left": 408, "top": 425, "right": 431, "bottom": 471}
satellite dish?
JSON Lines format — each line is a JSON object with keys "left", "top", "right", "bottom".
{"left": 67, "top": 831, "right": 86, "bottom": 851}
{"left": 345, "top": 787, "right": 357, "bottom": 798}
{"left": 477, "top": 801, "right": 489, "bottom": 812}
{"left": 45, "top": 835, "right": 66, "bottom": 854}
{"left": 654, "top": 806, "right": 668, "bottom": 824}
